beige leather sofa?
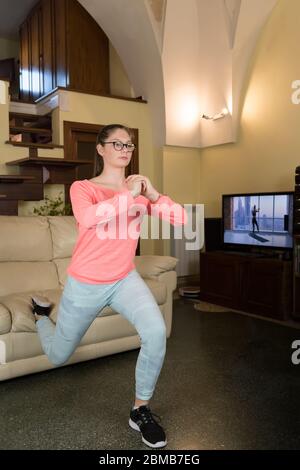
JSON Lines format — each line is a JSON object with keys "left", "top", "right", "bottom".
{"left": 0, "top": 216, "right": 178, "bottom": 381}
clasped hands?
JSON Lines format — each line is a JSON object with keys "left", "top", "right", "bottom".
{"left": 125, "top": 174, "right": 160, "bottom": 202}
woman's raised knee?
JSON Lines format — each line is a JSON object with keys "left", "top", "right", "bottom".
{"left": 141, "top": 321, "right": 167, "bottom": 344}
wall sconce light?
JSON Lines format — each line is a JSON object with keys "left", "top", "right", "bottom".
{"left": 201, "top": 108, "right": 229, "bottom": 121}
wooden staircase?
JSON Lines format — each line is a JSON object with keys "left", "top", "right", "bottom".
{"left": 0, "top": 111, "right": 89, "bottom": 215}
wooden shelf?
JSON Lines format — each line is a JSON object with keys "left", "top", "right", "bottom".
{"left": 5, "top": 141, "right": 63, "bottom": 149}
{"left": 0, "top": 174, "right": 35, "bottom": 183}
{"left": 9, "top": 112, "right": 51, "bottom": 120}
{"left": 10, "top": 126, "right": 52, "bottom": 135}
{"left": 6, "top": 157, "right": 91, "bottom": 167}
{"left": 34, "top": 86, "right": 148, "bottom": 105}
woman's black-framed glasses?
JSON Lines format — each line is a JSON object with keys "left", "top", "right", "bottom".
{"left": 102, "top": 141, "right": 136, "bottom": 152}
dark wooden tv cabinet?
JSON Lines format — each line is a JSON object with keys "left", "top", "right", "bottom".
{"left": 199, "top": 251, "right": 293, "bottom": 320}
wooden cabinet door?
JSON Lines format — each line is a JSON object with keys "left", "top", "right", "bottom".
{"left": 67, "top": 0, "right": 109, "bottom": 93}
{"left": 200, "top": 252, "right": 241, "bottom": 309}
{"left": 241, "top": 259, "right": 290, "bottom": 319}
{"left": 199, "top": 252, "right": 292, "bottom": 319}
{"left": 19, "top": 21, "right": 30, "bottom": 100}
{"left": 41, "top": 0, "right": 54, "bottom": 95}
{"left": 53, "top": 0, "right": 68, "bottom": 88}
{"left": 29, "top": 6, "right": 43, "bottom": 99}
{"left": 19, "top": 0, "right": 110, "bottom": 100}
{"left": 20, "top": 0, "right": 65, "bottom": 99}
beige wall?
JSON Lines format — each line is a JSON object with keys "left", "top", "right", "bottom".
{"left": 109, "top": 43, "right": 134, "bottom": 98}
{"left": 163, "top": 145, "right": 201, "bottom": 205}
{"left": 0, "top": 37, "right": 19, "bottom": 61}
{"left": 162, "top": 145, "right": 201, "bottom": 255}
{"left": 199, "top": 0, "right": 299, "bottom": 217}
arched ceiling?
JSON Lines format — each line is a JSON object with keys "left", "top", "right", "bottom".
{"left": 79, "top": 0, "right": 166, "bottom": 147}
{"left": 80, "top": 0, "right": 278, "bottom": 148}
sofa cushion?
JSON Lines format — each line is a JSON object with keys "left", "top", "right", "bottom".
{"left": 53, "top": 258, "right": 71, "bottom": 286}
{"left": 0, "top": 216, "right": 52, "bottom": 262}
{"left": 54, "top": 254, "right": 178, "bottom": 288}
{"left": 48, "top": 216, "right": 78, "bottom": 259}
{"left": 134, "top": 255, "right": 178, "bottom": 278}
{"left": 0, "top": 289, "right": 62, "bottom": 333}
{"left": 0, "top": 303, "right": 11, "bottom": 334}
{"left": 0, "top": 262, "right": 60, "bottom": 297}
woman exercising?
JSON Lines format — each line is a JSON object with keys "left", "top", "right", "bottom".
{"left": 32, "top": 124, "right": 187, "bottom": 449}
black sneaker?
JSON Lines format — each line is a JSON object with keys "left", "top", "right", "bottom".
{"left": 129, "top": 405, "right": 167, "bottom": 448}
{"left": 31, "top": 296, "right": 52, "bottom": 317}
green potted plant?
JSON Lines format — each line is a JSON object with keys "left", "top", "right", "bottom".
{"left": 32, "top": 191, "right": 72, "bottom": 216}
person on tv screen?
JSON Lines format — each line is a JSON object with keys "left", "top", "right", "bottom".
{"left": 252, "top": 204, "right": 260, "bottom": 232}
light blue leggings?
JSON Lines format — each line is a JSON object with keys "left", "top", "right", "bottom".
{"left": 36, "top": 269, "right": 167, "bottom": 401}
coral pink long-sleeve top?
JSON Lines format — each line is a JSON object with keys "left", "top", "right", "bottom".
{"left": 67, "top": 179, "right": 188, "bottom": 284}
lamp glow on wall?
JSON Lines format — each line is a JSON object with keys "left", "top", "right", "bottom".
{"left": 201, "top": 108, "right": 229, "bottom": 121}
{"left": 179, "top": 96, "right": 200, "bottom": 128}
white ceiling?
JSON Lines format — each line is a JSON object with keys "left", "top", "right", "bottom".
{"left": 0, "top": 0, "right": 38, "bottom": 39}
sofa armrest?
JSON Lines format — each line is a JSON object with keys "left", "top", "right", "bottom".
{"left": 134, "top": 255, "right": 178, "bottom": 279}
{"left": 0, "top": 303, "right": 12, "bottom": 334}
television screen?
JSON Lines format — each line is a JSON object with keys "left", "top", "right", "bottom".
{"left": 222, "top": 192, "right": 294, "bottom": 249}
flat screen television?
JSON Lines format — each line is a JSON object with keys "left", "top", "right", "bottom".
{"left": 222, "top": 191, "right": 294, "bottom": 251}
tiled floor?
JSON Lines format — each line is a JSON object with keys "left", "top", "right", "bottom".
{"left": 1, "top": 298, "right": 300, "bottom": 450}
